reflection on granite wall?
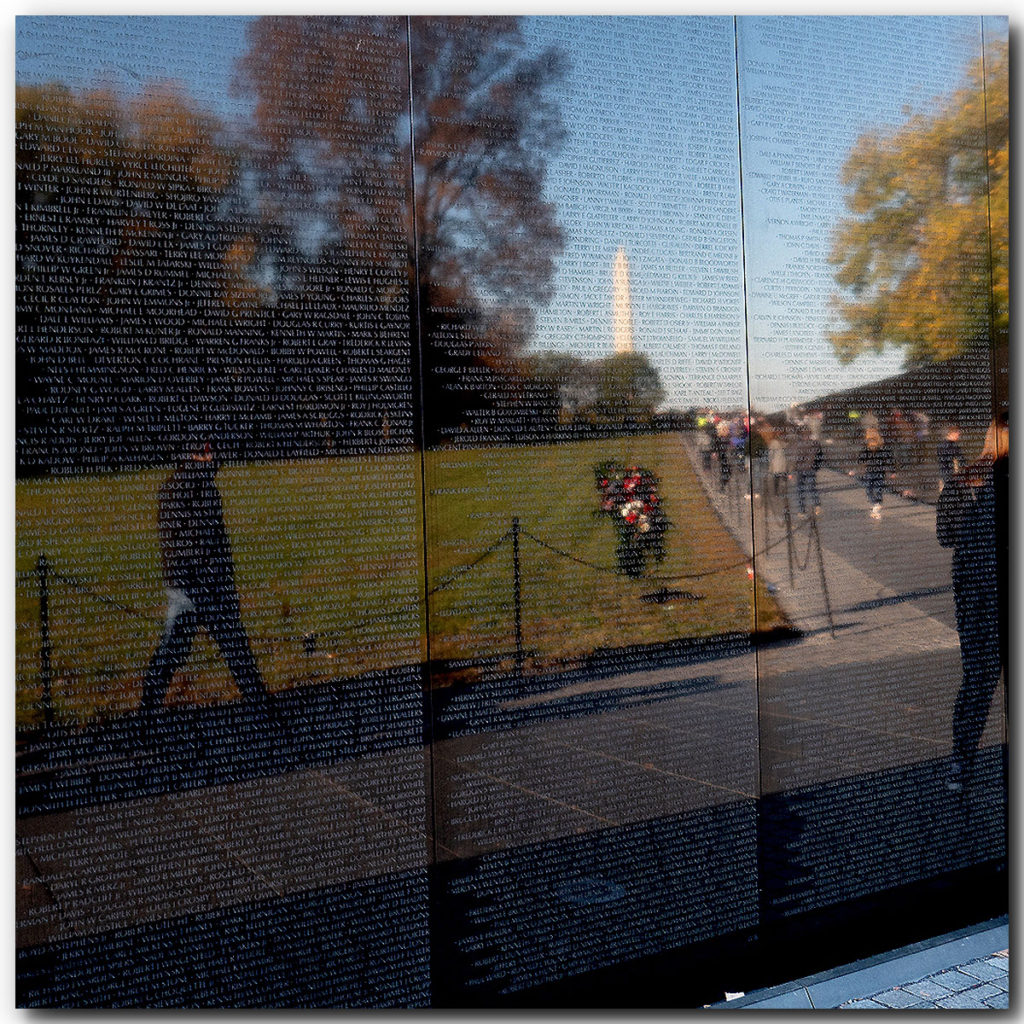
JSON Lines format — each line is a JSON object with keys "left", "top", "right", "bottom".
{"left": 16, "top": 14, "right": 1007, "bottom": 1007}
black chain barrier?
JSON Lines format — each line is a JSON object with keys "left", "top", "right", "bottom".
{"left": 26, "top": 496, "right": 821, "bottom": 729}
{"left": 27, "top": 514, "right": 794, "bottom": 652}
{"left": 428, "top": 527, "right": 513, "bottom": 597}
{"left": 692, "top": 442, "right": 835, "bottom": 638}
{"left": 22, "top": 526, "right": 515, "bottom": 659}
{"left": 518, "top": 528, "right": 706, "bottom": 598}
{"left": 790, "top": 517, "right": 818, "bottom": 573}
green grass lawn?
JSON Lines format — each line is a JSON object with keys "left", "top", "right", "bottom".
{"left": 16, "top": 434, "right": 784, "bottom": 728}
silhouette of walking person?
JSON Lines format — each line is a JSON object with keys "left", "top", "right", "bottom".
{"left": 936, "top": 423, "right": 964, "bottom": 492}
{"left": 140, "top": 439, "right": 269, "bottom": 734}
{"left": 768, "top": 431, "right": 788, "bottom": 497}
{"left": 793, "top": 428, "right": 823, "bottom": 516}
{"left": 714, "top": 422, "right": 733, "bottom": 491}
{"left": 858, "top": 427, "right": 894, "bottom": 521}
{"left": 938, "top": 416, "right": 1008, "bottom": 791}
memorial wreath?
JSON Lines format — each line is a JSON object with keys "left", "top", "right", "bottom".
{"left": 593, "top": 460, "right": 670, "bottom": 578}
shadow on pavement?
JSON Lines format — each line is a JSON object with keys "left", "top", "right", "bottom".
{"left": 17, "top": 629, "right": 790, "bottom": 816}
{"left": 843, "top": 584, "right": 954, "bottom": 613}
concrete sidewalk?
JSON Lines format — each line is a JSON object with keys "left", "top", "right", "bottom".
{"left": 682, "top": 435, "right": 1003, "bottom": 790}
{"left": 712, "top": 918, "right": 1009, "bottom": 1009}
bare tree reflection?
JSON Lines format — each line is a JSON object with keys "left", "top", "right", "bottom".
{"left": 234, "top": 16, "right": 568, "bottom": 443}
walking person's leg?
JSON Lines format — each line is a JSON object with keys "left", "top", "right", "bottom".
{"left": 952, "top": 657, "right": 1001, "bottom": 777}
{"left": 203, "top": 591, "right": 269, "bottom": 710}
{"left": 867, "top": 473, "right": 883, "bottom": 516}
{"left": 141, "top": 591, "right": 198, "bottom": 713}
{"left": 951, "top": 596, "right": 1001, "bottom": 783}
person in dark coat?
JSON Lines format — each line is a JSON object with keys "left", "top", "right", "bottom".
{"left": 768, "top": 432, "right": 788, "bottom": 497}
{"left": 938, "top": 417, "right": 1008, "bottom": 791}
{"left": 140, "top": 440, "right": 268, "bottom": 722}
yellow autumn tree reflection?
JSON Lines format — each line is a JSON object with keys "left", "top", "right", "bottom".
{"left": 828, "top": 40, "right": 1007, "bottom": 365}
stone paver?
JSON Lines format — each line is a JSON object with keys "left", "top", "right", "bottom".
{"left": 931, "top": 969, "right": 981, "bottom": 991}
{"left": 872, "top": 988, "right": 926, "bottom": 1008}
{"left": 902, "top": 978, "right": 957, "bottom": 1001}
{"left": 839, "top": 950, "right": 1010, "bottom": 1011}
{"left": 959, "top": 960, "right": 1008, "bottom": 982}
{"left": 935, "top": 985, "right": 1003, "bottom": 1009}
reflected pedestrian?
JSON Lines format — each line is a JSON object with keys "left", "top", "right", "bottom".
{"left": 747, "top": 419, "right": 769, "bottom": 498}
{"left": 700, "top": 425, "right": 714, "bottom": 473}
{"left": 806, "top": 410, "right": 823, "bottom": 442}
{"left": 937, "top": 423, "right": 964, "bottom": 492}
{"left": 768, "top": 431, "right": 788, "bottom": 497}
{"left": 714, "top": 421, "right": 732, "bottom": 491}
{"left": 938, "top": 416, "right": 1008, "bottom": 791}
{"left": 911, "top": 410, "right": 930, "bottom": 464}
{"left": 858, "top": 427, "right": 894, "bottom": 520}
{"left": 793, "top": 429, "right": 823, "bottom": 516}
{"left": 140, "top": 438, "right": 270, "bottom": 734}
{"left": 887, "top": 407, "right": 912, "bottom": 469}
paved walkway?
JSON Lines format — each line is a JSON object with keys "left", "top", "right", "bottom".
{"left": 713, "top": 919, "right": 1008, "bottom": 1009}
{"left": 840, "top": 949, "right": 1009, "bottom": 1010}
{"left": 682, "top": 436, "right": 1004, "bottom": 793}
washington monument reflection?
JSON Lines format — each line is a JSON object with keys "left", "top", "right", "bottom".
{"left": 612, "top": 246, "right": 636, "bottom": 354}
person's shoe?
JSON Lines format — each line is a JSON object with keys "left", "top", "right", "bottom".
{"left": 870, "top": 504, "right": 882, "bottom": 520}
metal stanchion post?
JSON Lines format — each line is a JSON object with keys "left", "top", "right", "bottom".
{"left": 783, "top": 493, "right": 796, "bottom": 589}
{"left": 810, "top": 516, "right": 836, "bottom": 637}
{"left": 512, "top": 517, "right": 524, "bottom": 676}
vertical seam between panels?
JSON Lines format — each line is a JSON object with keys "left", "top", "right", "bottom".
{"left": 977, "top": 19, "right": 1007, "bottom": 753}
{"left": 979, "top": 21, "right": 1000, "bottom": 417}
{"left": 405, "top": 16, "right": 439, "bottom": 872}
{"left": 733, "top": 15, "right": 764, "bottom": 803}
